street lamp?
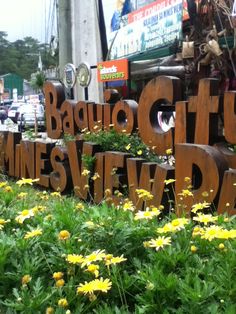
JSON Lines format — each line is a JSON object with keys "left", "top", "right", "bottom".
{"left": 25, "top": 53, "right": 43, "bottom": 137}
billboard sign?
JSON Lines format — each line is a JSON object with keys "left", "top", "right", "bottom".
{"left": 97, "top": 59, "right": 129, "bottom": 82}
{"left": 102, "top": 0, "right": 183, "bottom": 60}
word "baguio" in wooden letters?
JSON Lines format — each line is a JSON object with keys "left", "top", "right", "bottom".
{"left": 1, "top": 76, "right": 236, "bottom": 215}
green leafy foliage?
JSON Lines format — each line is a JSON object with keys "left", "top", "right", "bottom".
{"left": 82, "top": 154, "right": 97, "bottom": 172}
{"left": 83, "top": 129, "right": 162, "bottom": 163}
{"left": 0, "top": 32, "right": 58, "bottom": 80}
{"left": 0, "top": 179, "right": 235, "bottom": 313}
{"left": 30, "top": 71, "right": 46, "bottom": 92}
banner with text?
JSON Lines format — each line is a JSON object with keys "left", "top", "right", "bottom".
{"left": 102, "top": 0, "right": 183, "bottom": 60}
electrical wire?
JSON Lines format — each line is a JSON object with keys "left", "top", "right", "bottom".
{"left": 46, "top": 0, "right": 53, "bottom": 44}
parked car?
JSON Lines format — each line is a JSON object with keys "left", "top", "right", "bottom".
{"left": 0, "top": 106, "right": 8, "bottom": 124}
{"left": 1, "top": 100, "right": 13, "bottom": 109}
{"left": 17, "top": 103, "right": 45, "bottom": 131}
{"left": 8, "top": 103, "right": 24, "bottom": 123}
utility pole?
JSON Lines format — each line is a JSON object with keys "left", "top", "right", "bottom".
{"left": 71, "top": 0, "right": 103, "bottom": 102}
{"left": 57, "top": 0, "right": 103, "bottom": 101}
{"left": 26, "top": 53, "right": 43, "bottom": 72}
{"left": 58, "top": 0, "right": 72, "bottom": 79}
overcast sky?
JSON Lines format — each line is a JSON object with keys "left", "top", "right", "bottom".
{"left": 0, "top": 0, "right": 57, "bottom": 43}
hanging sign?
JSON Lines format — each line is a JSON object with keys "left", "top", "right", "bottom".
{"left": 97, "top": 59, "right": 129, "bottom": 82}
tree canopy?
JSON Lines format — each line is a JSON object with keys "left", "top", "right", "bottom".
{"left": 0, "top": 31, "right": 58, "bottom": 80}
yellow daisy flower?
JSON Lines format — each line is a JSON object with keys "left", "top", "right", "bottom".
{"left": 85, "top": 264, "right": 100, "bottom": 278}
{"left": 125, "top": 143, "right": 131, "bottom": 150}
{"left": 77, "top": 280, "right": 96, "bottom": 295}
{"left": 58, "top": 298, "right": 68, "bottom": 308}
{"left": 184, "top": 177, "right": 191, "bottom": 183}
{"left": 218, "top": 243, "right": 225, "bottom": 250}
{"left": 17, "top": 192, "right": 28, "bottom": 199}
{"left": 15, "top": 209, "right": 34, "bottom": 224}
{"left": 135, "top": 189, "right": 153, "bottom": 201}
{"left": 76, "top": 202, "right": 85, "bottom": 211}
{"left": 53, "top": 272, "right": 64, "bottom": 280}
{"left": 170, "top": 218, "right": 190, "bottom": 231}
{"left": 143, "top": 241, "right": 151, "bottom": 248}
{"left": 104, "top": 254, "right": 113, "bottom": 262}
{"left": 201, "top": 225, "right": 223, "bottom": 241}
{"left": 84, "top": 221, "right": 96, "bottom": 229}
{"left": 216, "top": 229, "right": 234, "bottom": 240}
{"left": 92, "top": 278, "right": 112, "bottom": 293}
{"left": 82, "top": 169, "right": 90, "bottom": 176}
{"left": 178, "top": 189, "right": 193, "bottom": 197}
{"left": 82, "top": 250, "right": 106, "bottom": 267}
{"left": 164, "top": 179, "right": 176, "bottom": 185}
{"left": 146, "top": 236, "right": 171, "bottom": 251}
{"left": 0, "top": 218, "right": 9, "bottom": 226}
{"left": 202, "top": 191, "right": 209, "bottom": 197}
{"left": 192, "top": 226, "right": 205, "bottom": 237}
{"left": 228, "top": 229, "right": 236, "bottom": 239}
{"left": 16, "top": 178, "right": 39, "bottom": 187}
{"left": 44, "top": 214, "right": 53, "bottom": 221}
{"left": 50, "top": 191, "right": 61, "bottom": 198}
{"left": 91, "top": 173, "right": 100, "bottom": 181}
{"left": 31, "top": 205, "right": 47, "bottom": 214}
{"left": 0, "top": 182, "right": 8, "bottom": 188}
{"left": 105, "top": 254, "right": 127, "bottom": 266}
{"left": 58, "top": 230, "right": 71, "bottom": 240}
{"left": 193, "top": 213, "right": 218, "bottom": 225}
{"left": 24, "top": 228, "right": 43, "bottom": 239}
{"left": 134, "top": 208, "right": 160, "bottom": 220}
{"left": 77, "top": 278, "right": 112, "bottom": 295}
{"left": 110, "top": 168, "right": 117, "bottom": 175}
{"left": 55, "top": 279, "right": 65, "bottom": 288}
{"left": 166, "top": 148, "right": 172, "bottom": 155}
{"left": 4, "top": 186, "right": 13, "bottom": 193}
{"left": 190, "top": 245, "right": 197, "bottom": 253}
{"left": 191, "top": 201, "right": 211, "bottom": 214}
{"left": 45, "top": 307, "right": 54, "bottom": 314}
{"left": 66, "top": 254, "right": 84, "bottom": 265}
{"left": 22, "top": 274, "right": 32, "bottom": 286}
{"left": 157, "top": 223, "right": 177, "bottom": 234}
{"left": 122, "top": 200, "right": 135, "bottom": 212}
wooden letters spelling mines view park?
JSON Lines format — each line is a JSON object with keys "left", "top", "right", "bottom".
{"left": 0, "top": 76, "right": 236, "bottom": 216}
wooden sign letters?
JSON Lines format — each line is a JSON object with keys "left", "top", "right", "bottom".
{"left": 1, "top": 76, "right": 236, "bottom": 215}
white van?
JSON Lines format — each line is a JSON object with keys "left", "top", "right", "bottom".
{"left": 17, "top": 103, "right": 45, "bottom": 131}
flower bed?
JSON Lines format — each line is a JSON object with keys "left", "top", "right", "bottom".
{"left": 0, "top": 178, "right": 236, "bottom": 313}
